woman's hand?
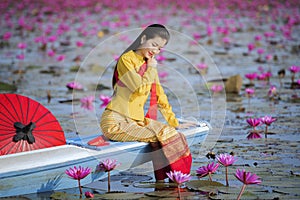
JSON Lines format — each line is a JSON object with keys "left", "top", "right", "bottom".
{"left": 147, "top": 56, "right": 157, "bottom": 68}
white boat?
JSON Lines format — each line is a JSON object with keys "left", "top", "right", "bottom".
{"left": 0, "top": 119, "right": 210, "bottom": 197}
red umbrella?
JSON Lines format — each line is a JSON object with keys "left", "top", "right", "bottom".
{"left": 0, "top": 93, "right": 66, "bottom": 156}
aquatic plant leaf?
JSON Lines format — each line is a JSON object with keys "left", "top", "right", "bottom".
{"left": 94, "top": 83, "right": 111, "bottom": 90}
{"left": 50, "top": 191, "right": 80, "bottom": 200}
{"left": 145, "top": 191, "right": 175, "bottom": 197}
{"left": 26, "top": 65, "right": 43, "bottom": 69}
{"left": 273, "top": 187, "right": 300, "bottom": 196}
{"left": 144, "top": 190, "right": 196, "bottom": 198}
{"left": 70, "top": 65, "right": 80, "bottom": 72}
{"left": 0, "top": 81, "right": 17, "bottom": 91}
{"left": 186, "top": 180, "right": 224, "bottom": 192}
{"left": 133, "top": 181, "right": 176, "bottom": 188}
{"left": 96, "top": 192, "right": 144, "bottom": 199}
{"left": 209, "top": 191, "right": 258, "bottom": 200}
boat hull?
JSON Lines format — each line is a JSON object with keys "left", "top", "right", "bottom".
{"left": 0, "top": 122, "right": 209, "bottom": 197}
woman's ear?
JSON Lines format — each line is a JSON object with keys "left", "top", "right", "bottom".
{"left": 140, "top": 35, "right": 146, "bottom": 44}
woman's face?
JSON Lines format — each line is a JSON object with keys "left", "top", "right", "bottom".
{"left": 137, "top": 35, "right": 167, "bottom": 59}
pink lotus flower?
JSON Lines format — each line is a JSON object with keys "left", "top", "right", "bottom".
{"left": 196, "top": 162, "right": 220, "bottom": 181}
{"left": 245, "top": 73, "right": 257, "bottom": 83}
{"left": 265, "top": 54, "right": 272, "bottom": 61}
{"left": 196, "top": 63, "right": 208, "bottom": 70}
{"left": 211, "top": 84, "right": 223, "bottom": 93}
{"left": 270, "top": 24, "right": 277, "bottom": 31}
{"left": 99, "top": 94, "right": 111, "bottom": 108}
{"left": 235, "top": 169, "right": 262, "bottom": 184}
{"left": 289, "top": 66, "right": 300, "bottom": 83}
{"left": 247, "top": 43, "right": 255, "bottom": 52}
{"left": 158, "top": 71, "right": 168, "bottom": 79}
{"left": 48, "top": 35, "right": 57, "bottom": 42}
{"left": 260, "top": 115, "right": 276, "bottom": 138}
{"left": 254, "top": 35, "right": 262, "bottom": 41}
{"left": 245, "top": 88, "right": 255, "bottom": 97}
{"left": 66, "top": 166, "right": 91, "bottom": 180}
{"left": 235, "top": 169, "right": 261, "bottom": 200}
{"left": 17, "top": 42, "right": 27, "bottom": 49}
{"left": 268, "top": 85, "right": 277, "bottom": 97}
{"left": 16, "top": 54, "right": 25, "bottom": 60}
{"left": 297, "top": 80, "right": 300, "bottom": 85}
{"left": 216, "top": 153, "right": 236, "bottom": 167}
{"left": 264, "top": 31, "right": 275, "bottom": 39}
{"left": 167, "top": 170, "right": 191, "bottom": 198}
{"left": 66, "top": 81, "right": 83, "bottom": 90}
{"left": 166, "top": 170, "right": 191, "bottom": 185}
{"left": 289, "top": 66, "right": 300, "bottom": 74}
{"left": 65, "top": 166, "right": 91, "bottom": 195}
{"left": 257, "top": 48, "right": 265, "bottom": 55}
{"left": 80, "top": 96, "right": 94, "bottom": 111}
{"left": 222, "top": 37, "right": 230, "bottom": 44}
{"left": 260, "top": 116, "right": 276, "bottom": 126}
{"left": 264, "top": 71, "right": 272, "bottom": 79}
{"left": 96, "top": 158, "right": 120, "bottom": 192}
{"left": 257, "top": 73, "right": 267, "bottom": 81}
{"left": 97, "top": 158, "right": 120, "bottom": 172}
{"left": 246, "top": 117, "right": 261, "bottom": 129}
{"left": 47, "top": 49, "right": 55, "bottom": 57}
{"left": 217, "top": 153, "right": 237, "bottom": 186}
{"left": 3, "top": 32, "right": 12, "bottom": 41}
{"left": 56, "top": 54, "right": 65, "bottom": 62}
{"left": 85, "top": 191, "right": 94, "bottom": 198}
{"left": 207, "top": 25, "right": 213, "bottom": 36}
{"left": 156, "top": 55, "right": 166, "bottom": 63}
{"left": 76, "top": 41, "right": 84, "bottom": 47}
{"left": 193, "top": 32, "right": 201, "bottom": 40}
{"left": 247, "top": 131, "right": 262, "bottom": 140}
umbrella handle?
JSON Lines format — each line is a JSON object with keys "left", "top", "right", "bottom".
{"left": 13, "top": 122, "right": 36, "bottom": 144}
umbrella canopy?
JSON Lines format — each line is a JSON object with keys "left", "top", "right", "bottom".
{"left": 0, "top": 93, "right": 66, "bottom": 156}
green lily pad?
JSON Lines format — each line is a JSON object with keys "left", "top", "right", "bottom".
{"left": 273, "top": 187, "right": 300, "bottom": 196}
{"left": 144, "top": 190, "right": 196, "bottom": 198}
{"left": 95, "top": 192, "right": 144, "bottom": 199}
{"left": 133, "top": 181, "right": 177, "bottom": 189}
{"left": 94, "top": 83, "right": 111, "bottom": 90}
{"left": 50, "top": 191, "right": 80, "bottom": 200}
{"left": 70, "top": 65, "right": 80, "bottom": 72}
{"left": 186, "top": 180, "right": 224, "bottom": 192}
{"left": 26, "top": 65, "right": 42, "bottom": 70}
{"left": 0, "top": 81, "right": 17, "bottom": 91}
{"left": 209, "top": 191, "right": 258, "bottom": 200}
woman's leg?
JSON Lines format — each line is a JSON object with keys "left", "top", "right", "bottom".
{"left": 150, "top": 142, "right": 170, "bottom": 182}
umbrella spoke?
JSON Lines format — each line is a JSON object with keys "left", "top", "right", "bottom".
{"left": 0, "top": 111, "right": 16, "bottom": 125}
{"left": 4, "top": 94, "right": 22, "bottom": 123}
{"left": 0, "top": 125, "right": 15, "bottom": 131}
{"left": 37, "top": 119, "right": 61, "bottom": 128}
{"left": 33, "top": 130, "right": 64, "bottom": 136}
{"left": 29, "top": 104, "right": 41, "bottom": 124}
{"left": 0, "top": 131, "right": 16, "bottom": 140}
{"left": 0, "top": 140, "right": 13, "bottom": 151}
{"left": 35, "top": 134, "right": 66, "bottom": 144}
{"left": 33, "top": 111, "right": 51, "bottom": 124}
{"left": 16, "top": 94, "right": 26, "bottom": 124}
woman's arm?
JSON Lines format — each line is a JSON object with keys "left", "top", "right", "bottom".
{"left": 156, "top": 80, "right": 179, "bottom": 127}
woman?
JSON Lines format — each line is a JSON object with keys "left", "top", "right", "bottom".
{"left": 100, "top": 24, "right": 192, "bottom": 182}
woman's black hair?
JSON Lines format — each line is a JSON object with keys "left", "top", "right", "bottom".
{"left": 112, "top": 24, "right": 170, "bottom": 88}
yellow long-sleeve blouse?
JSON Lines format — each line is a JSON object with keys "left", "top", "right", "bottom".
{"left": 106, "top": 50, "right": 179, "bottom": 127}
